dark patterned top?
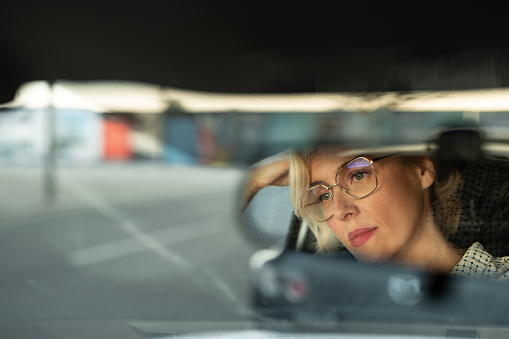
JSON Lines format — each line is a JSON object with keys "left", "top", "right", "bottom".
{"left": 450, "top": 242, "right": 509, "bottom": 281}
{"left": 447, "top": 158, "right": 509, "bottom": 257}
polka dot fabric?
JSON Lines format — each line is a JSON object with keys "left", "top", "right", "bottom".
{"left": 447, "top": 158, "right": 509, "bottom": 256}
{"left": 450, "top": 242, "right": 509, "bottom": 281}
{"left": 443, "top": 157, "right": 509, "bottom": 281}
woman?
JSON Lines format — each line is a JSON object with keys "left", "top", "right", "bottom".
{"left": 244, "top": 147, "right": 509, "bottom": 281}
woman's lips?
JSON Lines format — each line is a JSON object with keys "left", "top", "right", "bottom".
{"left": 348, "top": 227, "right": 377, "bottom": 247}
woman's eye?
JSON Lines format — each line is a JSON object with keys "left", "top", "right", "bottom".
{"left": 353, "top": 172, "right": 366, "bottom": 181}
{"left": 319, "top": 193, "right": 332, "bottom": 203}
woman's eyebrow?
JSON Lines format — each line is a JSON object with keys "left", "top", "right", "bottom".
{"left": 309, "top": 180, "right": 328, "bottom": 188}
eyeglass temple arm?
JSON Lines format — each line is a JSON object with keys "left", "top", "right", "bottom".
{"left": 372, "top": 153, "right": 397, "bottom": 163}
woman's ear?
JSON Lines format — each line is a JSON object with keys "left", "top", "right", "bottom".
{"left": 416, "top": 157, "right": 436, "bottom": 190}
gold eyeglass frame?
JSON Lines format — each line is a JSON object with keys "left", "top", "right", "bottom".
{"left": 301, "top": 154, "right": 394, "bottom": 222}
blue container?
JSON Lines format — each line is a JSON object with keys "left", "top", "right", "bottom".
{"left": 163, "top": 115, "right": 198, "bottom": 165}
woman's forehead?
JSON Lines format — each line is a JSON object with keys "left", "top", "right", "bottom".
{"left": 313, "top": 146, "right": 374, "bottom": 158}
{"left": 309, "top": 153, "right": 353, "bottom": 180}
{"left": 311, "top": 152, "right": 351, "bottom": 165}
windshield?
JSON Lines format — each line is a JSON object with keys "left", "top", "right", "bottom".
{"left": 3, "top": 81, "right": 509, "bottom": 338}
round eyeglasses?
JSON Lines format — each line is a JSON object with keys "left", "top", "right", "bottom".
{"left": 301, "top": 154, "right": 393, "bottom": 222}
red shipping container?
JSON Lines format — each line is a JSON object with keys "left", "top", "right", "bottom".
{"left": 103, "top": 118, "right": 132, "bottom": 160}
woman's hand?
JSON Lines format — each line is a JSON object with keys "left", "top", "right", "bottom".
{"left": 242, "top": 153, "right": 290, "bottom": 209}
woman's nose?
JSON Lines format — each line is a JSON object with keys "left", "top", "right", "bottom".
{"left": 332, "top": 191, "right": 358, "bottom": 221}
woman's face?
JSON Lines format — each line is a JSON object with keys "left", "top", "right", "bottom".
{"left": 308, "top": 152, "right": 435, "bottom": 263}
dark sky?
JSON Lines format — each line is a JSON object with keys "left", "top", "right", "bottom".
{"left": 0, "top": 1, "right": 507, "bottom": 102}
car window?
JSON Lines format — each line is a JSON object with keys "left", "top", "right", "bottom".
{"left": 4, "top": 76, "right": 509, "bottom": 339}
{"left": 4, "top": 80, "right": 509, "bottom": 338}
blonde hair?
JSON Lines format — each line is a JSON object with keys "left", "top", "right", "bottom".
{"left": 289, "top": 151, "right": 342, "bottom": 253}
{"left": 288, "top": 150, "right": 462, "bottom": 254}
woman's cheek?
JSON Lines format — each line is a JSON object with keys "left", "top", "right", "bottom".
{"left": 325, "top": 220, "right": 348, "bottom": 244}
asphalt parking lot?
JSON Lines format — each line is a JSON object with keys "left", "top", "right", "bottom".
{"left": 0, "top": 163, "right": 259, "bottom": 321}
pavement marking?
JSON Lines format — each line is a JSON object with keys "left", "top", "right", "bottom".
{"left": 62, "top": 174, "right": 192, "bottom": 268}
{"left": 62, "top": 171, "right": 251, "bottom": 317}
{"left": 201, "top": 266, "right": 254, "bottom": 317}
{"left": 68, "top": 215, "right": 225, "bottom": 267}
